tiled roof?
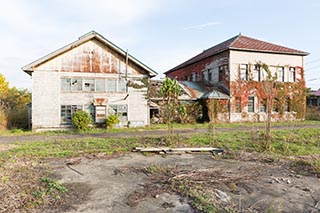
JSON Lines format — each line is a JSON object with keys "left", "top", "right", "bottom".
{"left": 310, "top": 90, "right": 320, "bottom": 96}
{"left": 166, "top": 35, "right": 309, "bottom": 74}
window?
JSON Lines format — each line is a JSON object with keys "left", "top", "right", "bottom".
{"left": 277, "top": 67, "right": 284, "bottom": 82}
{"left": 108, "top": 104, "right": 128, "bottom": 123}
{"left": 240, "top": 64, "right": 248, "bottom": 81}
{"left": 61, "top": 78, "right": 71, "bottom": 92}
{"left": 202, "top": 71, "right": 207, "bottom": 81}
{"left": 118, "top": 80, "right": 127, "bottom": 92}
{"left": 247, "top": 96, "right": 254, "bottom": 113}
{"left": 61, "top": 105, "right": 82, "bottom": 124}
{"left": 191, "top": 72, "right": 197, "bottom": 82}
{"left": 208, "top": 69, "right": 212, "bottom": 81}
{"left": 83, "top": 79, "right": 95, "bottom": 92}
{"left": 96, "top": 79, "right": 106, "bottom": 92}
{"left": 235, "top": 97, "right": 241, "bottom": 113}
{"left": 289, "top": 67, "right": 296, "bottom": 82}
{"left": 260, "top": 99, "right": 266, "bottom": 112}
{"left": 71, "top": 78, "right": 82, "bottom": 91}
{"left": 253, "top": 65, "right": 261, "bottom": 81}
{"left": 219, "top": 66, "right": 224, "bottom": 82}
{"left": 107, "top": 79, "right": 117, "bottom": 92}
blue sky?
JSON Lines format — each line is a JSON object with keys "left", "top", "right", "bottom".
{"left": 1, "top": 0, "right": 320, "bottom": 90}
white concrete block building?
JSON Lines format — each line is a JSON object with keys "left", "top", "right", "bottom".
{"left": 22, "top": 31, "right": 157, "bottom": 131}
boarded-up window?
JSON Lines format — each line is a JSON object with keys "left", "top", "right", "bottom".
{"left": 61, "top": 78, "right": 71, "bottom": 92}
{"left": 235, "top": 97, "right": 241, "bottom": 113}
{"left": 71, "top": 78, "right": 82, "bottom": 91}
{"left": 96, "top": 79, "right": 106, "bottom": 92}
{"left": 219, "top": 66, "right": 224, "bottom": 82}
{"left": 247, "top": 96, "right": 254, "bottom": 113}
{"left": 61, "top": 105, "right": 82, "bottom": 124}
{"left": 83, "top": 79, "right": 95, "bottom": 92}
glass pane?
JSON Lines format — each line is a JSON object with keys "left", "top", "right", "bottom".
{"left": 96, "top": 79, "right": 106, "bottom": 92}
{"left": 83, "top": 79, "right": 95, "bottom": 92}
{"left": 61, "top": 78, "right": 71, "bottom": 92}
{"left": 118, "top": 80, "right": 127, "bottom": 92}
{"left": 107, "top": 79, "right": 117, "bottom": 92}
{"left": 71, "top": 78, "right": 82, "bottom": 91}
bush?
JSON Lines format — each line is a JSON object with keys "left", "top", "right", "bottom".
{"left": 72, "top": 110, "right": 93, "bottom": 131}
{"left": 7, "top": 108, "right": 29, "bottom": 129}
{"left": 305, "top": 106, "right": 320, "bottom": 120}
{"left": 106, "top": 114, "right": 120, "bottom": 129}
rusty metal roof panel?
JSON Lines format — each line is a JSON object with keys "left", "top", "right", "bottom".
{"left": 22, "top": 31, "right": 157, "bottom": 77}
{"left": 178, "top": 81, "right": 229, "bottom": 100}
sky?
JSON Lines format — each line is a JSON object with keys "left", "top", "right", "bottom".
{"left": 1, "top": 0, "right": 320, "bottom": 90}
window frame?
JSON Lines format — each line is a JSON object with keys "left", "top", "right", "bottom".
{"left": 247, "top": 96, "right": 255, "bottom": 113}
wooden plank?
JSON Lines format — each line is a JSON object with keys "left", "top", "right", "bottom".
{"left": 133, "top": 147, "right": 224, "bottom": 154}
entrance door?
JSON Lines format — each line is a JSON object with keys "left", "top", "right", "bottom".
{"left": 95, "top": 106, "right": 106, "bottom": 123}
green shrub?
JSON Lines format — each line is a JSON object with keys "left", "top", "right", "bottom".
{"left": 106, "top": 114, "right": 120, "bottom": 129}
{"left": 72, "top": 110, "right": 93, "bottom": 131}
{"left": 7, "top": 108, "right": 29, "bottom": 129}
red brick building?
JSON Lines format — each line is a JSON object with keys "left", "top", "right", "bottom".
{"left": 165, "top": 34, "right": 309, "bottom": 122}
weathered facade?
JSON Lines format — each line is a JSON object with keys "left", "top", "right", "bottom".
{"left": 22, "top": 31, "right": 157, "bottom": 131}
{"left": 165, "top": 34, "right": 309, "bottom": 122}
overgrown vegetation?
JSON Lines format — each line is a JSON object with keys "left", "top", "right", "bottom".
{"left": 72, "top": 110, "right": 93, "bottom": 131}
{"left": 106, "top": 114, "right": 120, "bottom": 129}
{"left": 0, "top": 73, "right": 31, "bottom": 130}
{"left": 306, "top": 106, "right": 320, "bottom": 120}
{"left": 0, "top": 125, "right": 319, "bottom": 211}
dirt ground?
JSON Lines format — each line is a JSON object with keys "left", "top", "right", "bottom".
{"left": 53, "top": 153, "right": 320, "bottom": 213}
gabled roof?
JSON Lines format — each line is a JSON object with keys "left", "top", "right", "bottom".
{"left": 22, "top": 31, "right": 157, "bottom": 77}
{"left": 165, "top": 34, "right": 309, "bottom": 74}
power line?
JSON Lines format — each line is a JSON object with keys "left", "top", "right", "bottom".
{"left": 305, "top": 58, "right": 320, "bottom": 65}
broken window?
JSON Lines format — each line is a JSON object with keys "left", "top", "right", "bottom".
{"left": 240, "top": 64, "right": 248, "bottom": 81}
{"left": 96, "top": 79, "right": 106, "bottom": 92}
{"left": 277, "top": 67, "right": 284, "bottom": 82}
{"left": 61, "top": 78, "right": 71, "bottom": 92}
{"left": 289, "top": 67, "right": 296, "bottom": 82}
{"left": 247, "top": 96, "right": 254, "bottom": 113}
{"left": 83, "top": 79, "right": 95, "bottom": 92}
{"left": 71, "top": 78, "right": 82, "bottom": 91}
{"left": 61, "top": 105, "right": 82, "bottom": 124}
{"left": 108, "top": 104, "right": 128, "bottom": 123}
{"left": 235, "top": 97, "right": 241, "bottom": 113}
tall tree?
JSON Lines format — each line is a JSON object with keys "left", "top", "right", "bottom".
{"left": 160, "top": 78, "right": 181, "bottom": 142}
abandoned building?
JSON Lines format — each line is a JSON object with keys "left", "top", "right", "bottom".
{"left": 165, "top": 34, "right": 309, "bottom": 122}
{"left": 22, "top": 31, "right": 157, "bottom": 131}
{"left": 307, "top": 89, "right": 320, "bottom": 106}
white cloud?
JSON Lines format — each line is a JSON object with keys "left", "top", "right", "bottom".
{"left": 183, "top": 21, "right": 222, "bottom": 30}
